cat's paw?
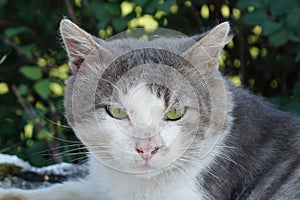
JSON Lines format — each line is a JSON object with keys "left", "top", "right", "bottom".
{"left": 0, "top": 188, "right": 27, "bottom": 200}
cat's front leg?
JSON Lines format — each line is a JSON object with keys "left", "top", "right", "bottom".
{"left": 0, "top": 179, "right": 98, "bottom": 200}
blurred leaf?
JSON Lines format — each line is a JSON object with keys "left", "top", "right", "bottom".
{"left": 269, "top": 29, "right": 289, "bottom": 46}
{"left": 97, "top": 18, "right": 109, "bottom": 29}
{"left": 0, "top": 0, "right": 7, "bottom": 5}
{"left": 268, "top": 0, "right": 298, "bottom": 16}
{"left": 112, "top": 18, "right": 128, "bottom": 32}
{"left": 269, "top": 96, "right": 282, "bottom": 107}
{"left": 89, "top": 1, "right": 106, "bottom": 19}
{"left": 104, "top": 2, "right": 121, "bottom": 16}
{"left": 296, "top": 51, "right": 300, "bottom": 62}
{"left": 158, "top": 0, "right": 174, "bottom": 12}
{"left": 289, "top": 34, "right": 300, "bottom": 43}
{"left": 19, "top": 66, "right": 42, "bottom": 81}
{"left": 145, "top": 0, "right": 158, "bottom": 13}
{"left": 262, "top": 21, "right": 282, "bottom": 36}
{"left": 132, "top": 0, "right": 148, "bottom": 7}
{"left": 18, "top": 84, "right": 28, "bottom": 96}
{"left": 4, "top": 26, "right": 28, "bottom": 38}
{"left": 19, "top": 44, "right": 35, "bottom": 56}
{"left": 34, "top": 79, "right": 50, "bottom": 99}
{"left": 286, "top": 7, "right": 300, "bottom": 30}
{"left": 236, "top": 0, "right": 262, "bottom": 9}
{"left": 37, "top": 130, "right": 52, "bottom": 141}
{"left": 293, "top": 79, "right": 300, "bottom": 96}
{"left": 25, "top": 141, "right": 48, "bottom": 167}
{"left": 282, "top": 99, "right": 300, "bottom": 114}
{"left": 243, "top": 10, "right": 269, "bottom": 26}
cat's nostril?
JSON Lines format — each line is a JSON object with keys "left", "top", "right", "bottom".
{"left": 151, "top": 147, "right": 159, "bottom": 154}
{"left": 136, "top": 146, "right": 159, "bottom": 160}
{"left": 136, "top": 148, "right": 144, "bottom": 154}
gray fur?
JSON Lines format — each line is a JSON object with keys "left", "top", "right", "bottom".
{"left": 61, "top": 19, "right": 300, "bottom": 199}
{"left": 200, "top": 85, "right": 300, "bottom": 199}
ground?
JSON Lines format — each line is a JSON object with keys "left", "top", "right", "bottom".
{"left": 0, "top": 154, "right": 88, "bottom": 190}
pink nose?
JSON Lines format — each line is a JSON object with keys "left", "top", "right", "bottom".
{"left": 136, "top": 146, "right": 159, "bottom": 160}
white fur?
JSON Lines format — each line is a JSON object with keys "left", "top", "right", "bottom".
{"left": 0, "top": 84, "right": 220, "bottom": 200}
{"left": 91, "top": 84, "right": 191, "bottom": 173}
{"left": 0, "top": 20, "right": 234, "bottom": 200}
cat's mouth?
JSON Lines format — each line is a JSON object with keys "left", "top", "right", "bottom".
{"left": 141, "top": 162, "right": 153, "bottom": 169}
{"left": 137, "top": 161, "right": 157, "bottom": 172}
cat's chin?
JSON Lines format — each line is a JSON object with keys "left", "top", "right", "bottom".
{"left": 131, "top": 167, "right": 165, "bottom": 179}
{"left": 127, "top": 163, "right": 163, "bottom": 175}
{"left": 110, "top": 161, "right": 166, "bottom": 176}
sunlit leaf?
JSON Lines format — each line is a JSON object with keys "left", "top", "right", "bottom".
{"left": 0, "top": 82, "right": 9, "bottom": 95}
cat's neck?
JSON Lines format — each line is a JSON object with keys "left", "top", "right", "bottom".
{"left": 88, "top": 156, "right": 210, "bottom": 200}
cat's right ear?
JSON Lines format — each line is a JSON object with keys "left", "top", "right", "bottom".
{"left": 59, "top": 19, "right": 107, "bottom": 73}
{"left": 183, "top": 22, "right": 232, "bottom": 71}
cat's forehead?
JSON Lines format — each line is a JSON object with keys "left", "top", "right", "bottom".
{"left": 104, "top": 82, "right": 177, "bottom": 109}
{"left": 124, "top": 84, "right": 165, "bottom": 110}
{"left": 101, "top": 37, "right": 196, "bottom": 55}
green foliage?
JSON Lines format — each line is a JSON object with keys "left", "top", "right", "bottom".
{"left": 19, "top": 66, "right": 42, "bottom": 81}
{"left": 0, "top": 163, "right": 21, "bottom": 179}
{"left": 0, "top": 0, "right": 299, "bottom": 167}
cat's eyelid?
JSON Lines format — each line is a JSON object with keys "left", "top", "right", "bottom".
{"left": 166, "top": 103, "right": 187, "bottom": 112}
{"left": 96, "top": 103, "right": 125, "bottom": 110}
{"left": 164, "top": 106, "right": 187, "bottom": 121}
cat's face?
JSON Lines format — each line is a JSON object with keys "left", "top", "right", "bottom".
{"left": 96, "top": 82, "right": 196, "bottom": 172}
{"left": 60, "top": 19, "right": 233, "bottom": 174}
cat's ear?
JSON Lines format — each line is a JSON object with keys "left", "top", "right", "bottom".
{"left": 59, "top": 19, "right": 107, "bottom": 73}
{"left": 183, "top": 22, "right": 232, "bottom": 70}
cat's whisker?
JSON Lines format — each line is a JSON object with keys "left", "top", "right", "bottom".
{"left": 8, "top": 19, "right": 297, "bottom": 200}
{"left": 176, "top": 157, "right": 223, "bottom": 183}
{"left": 36, "top": 110, "right": 72, "bottom": 129}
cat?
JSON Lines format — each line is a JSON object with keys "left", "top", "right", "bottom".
{"left": 0, "top": 19, "right": 300, "bottom": 200}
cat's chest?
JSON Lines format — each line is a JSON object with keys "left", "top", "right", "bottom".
{"left": 90, "top": 159, "right": 206, "bottom": 200}
{"left": 103, "top": 177, "right": 204, "bottom": 200}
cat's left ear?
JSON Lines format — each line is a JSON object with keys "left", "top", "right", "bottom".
{"left": 60, "top": 19, "right": 108, "bottom": 73}
{"left": 183, "top": 22, "right": 232, "bottom": 70}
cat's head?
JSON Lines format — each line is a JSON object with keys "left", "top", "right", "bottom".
{"left": 60, "top": 19, "right": 233, "bottom": 174}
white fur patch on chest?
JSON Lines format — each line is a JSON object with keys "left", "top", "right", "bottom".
{"left": 89, "top": 157, "right": 207, "bottom": 200}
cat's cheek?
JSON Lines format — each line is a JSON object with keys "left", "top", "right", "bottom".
{"left": 160, "top": 125, "right": 181, "bottom": 147}
{"left": 144, "top": 125, "right": 184, "bottom": 167}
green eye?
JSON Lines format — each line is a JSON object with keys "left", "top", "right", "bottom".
{"left": 165, "top": 107, "right": 185, "bottom": 121}
{"left": 106, "top": 106, "right": 128, "bottom": 119}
